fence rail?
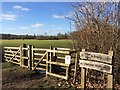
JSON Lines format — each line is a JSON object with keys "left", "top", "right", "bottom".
{"left": 3, "top": 44, "right": 73, "bottom": 80}
{"left": 3, "top": 44, "right": 114, "bottom": 89}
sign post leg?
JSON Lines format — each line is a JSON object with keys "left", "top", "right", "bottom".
{"left": 81, "top": 67, "right": 86, "bottom": 90}
{"left": 107, "top": 50, "right": 113, "bottom": 89}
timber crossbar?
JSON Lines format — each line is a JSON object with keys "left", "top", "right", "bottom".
{"left": 45, "top": 49, "right": 71, "bottom": 80}
{"left": 3, "top": 44, "right": 73, "bottom": 80}
{"left": 3, "top": 45, "right": 22, "bottom": 65}
{"left": 3, "top": 45, "right": 114, "bottom": 89}
{"left": 33, "top": 52, "right": 47, "bottom": 70}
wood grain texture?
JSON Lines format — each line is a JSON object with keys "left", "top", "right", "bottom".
{"left": 79, "top": 60, "right": 112, "bottom": 74}
{"left": 80, "top": 52, "right": 112, "bottom": 64}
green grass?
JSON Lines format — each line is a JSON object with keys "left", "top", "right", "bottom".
{"left": 1, "top": 39, "right": 72, "bottom": 48}
{"left": 1, "top": 39, "right": 73, "bottom": 69}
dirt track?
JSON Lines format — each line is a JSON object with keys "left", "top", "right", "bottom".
{"left": 2, "top": 62, "right": 120, "bottom": 89}
{"left": 2, "top": 63, "right": 72, "bottom": 89}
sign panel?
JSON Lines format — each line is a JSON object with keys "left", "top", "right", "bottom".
{"left": 80, "top": 52, "right": 112, "bottom": 64}
{"left": 79, "top": 60, "right": 112, "bottom": 74}
{"left": 65, "top": 55, "right": 71, "bottom": 65}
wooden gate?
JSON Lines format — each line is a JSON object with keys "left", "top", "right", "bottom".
{"left": 3, "top": 44, "right": 31, "bottom": 68}
{"left": 31, "top": 47, "right": 48, "bottom": 71}
{"left": 46, "top": 48, "right": 71, "bottom": 80}
{"left": 3, "top": 44, "right": 73, "bottom": 80}
{"left": 4, "top": 46, "right": 22, "bottom": 65}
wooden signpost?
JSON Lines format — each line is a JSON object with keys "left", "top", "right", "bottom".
{"left": 80, "top": 52, "right": 112, "bottom": 64}
{"left": 79, "top": 60, "right": 112, "bottom": 74}
{"left": 79, "top": 49, "right": 113, "bottom": 89}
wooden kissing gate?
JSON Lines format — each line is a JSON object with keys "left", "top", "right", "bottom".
{"left": 3, "top": 44, "right": 73, "bottom": 80}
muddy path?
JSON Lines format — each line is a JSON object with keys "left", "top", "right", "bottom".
{"left": 2, "top": 62, "right": 120, "bottom": 89}
{"left": 2, "top": 62, "right": 72, "bottom": 89}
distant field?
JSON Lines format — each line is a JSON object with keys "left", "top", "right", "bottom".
{"left": 1, "top": 39, "right": 72, "bottom": 48}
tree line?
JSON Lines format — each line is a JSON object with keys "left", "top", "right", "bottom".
{"left": 0, "top": 33, "right": 68, "bottom": 40}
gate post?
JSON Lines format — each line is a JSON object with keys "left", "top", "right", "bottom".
{"left": 20, "top": 45, "right": 22, "bottom": 66}
{"left": 46, "top": 51, "right": 49, "bottom": 79}
{"left": 2, "top": 46, "right": 4, "bottom": 62}
{"left": 22, "top": 44, "right": 27, "bottom": 67}
{"left": 31, "top": 46, "right": 34, "bottom": 70}
{"left": 28, "top": 45, "right": 32, "bottom": 70}
{"left": 53, "top": 47, "right": 57, "bottom": 60}
{"left": 49, "top": 46, "right": 53, "bottom": 73}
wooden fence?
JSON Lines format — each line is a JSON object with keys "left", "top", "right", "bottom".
{"left": 3, "top": 45, "right": 114, "bottom": 89}
{"left": 3, "top": 44, "right": 75, "bottom": 80}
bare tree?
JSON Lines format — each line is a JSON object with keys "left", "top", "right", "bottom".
{"left": 67, "top": 2, "right": 120, "bottom": 85}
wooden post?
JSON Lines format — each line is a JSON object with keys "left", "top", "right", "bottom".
{"left": 53, "top": 48, "right": 57, "bottom": 60}
{"left": 2, "top": 46, "right": 4, "bottom": 62}
{"left": 31, "top": 46, "right": 34, "bottom": 70}
{"left": 66, "top": 51, "right": 71, "bottom": 80}
{"left": 107, "top": 50, "right": 113, "bottom": 89}
{"left": 20, "top": 45, "right": 22, "bottom": 66}
{"left": 49, "top": 46, "right": 53, "bottom": 73}
{"left": 22, "top": 44, "right": 27, "bottom": 67}
{"left": 66, "top": 66, "right": 69, "bottom": 80}
{"left": 81, "top": 67, "right": 86, "bottom": 90}
{"left": 46, "top": 52, "right": 49, "bottom": 79}
{"left": 81, "top": 49, "right": 86, "bottom": 90}
{"left": 73, "top": 53, "right": 78, "bottom": 83}
{"left": 28, "top": 45, "right": 32, "bottom": 70}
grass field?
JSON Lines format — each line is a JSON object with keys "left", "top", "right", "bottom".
{"left": 1, "top": 39, "right": 72, "bottom": 48}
